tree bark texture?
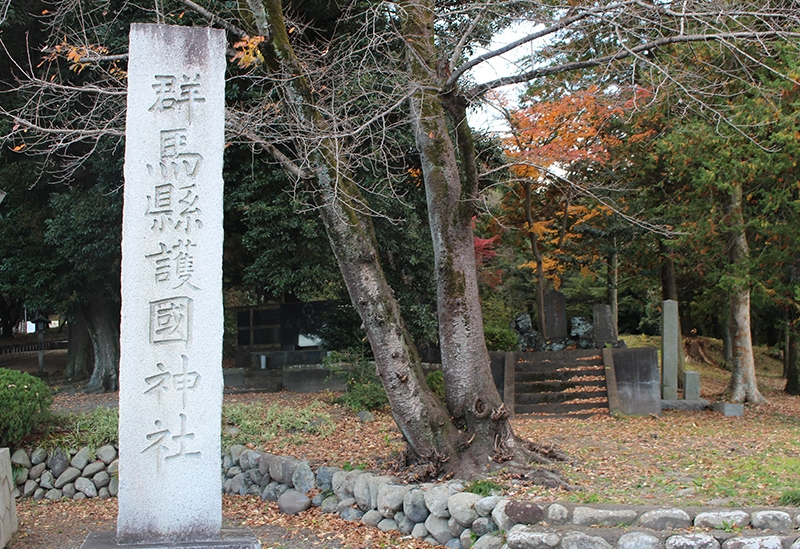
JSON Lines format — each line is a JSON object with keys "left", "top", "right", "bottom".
{"left": 725, "top": 182, "right": 766, "bottom": 404}
{"left": 81, "top": 297, "right": 120, "bottom": 392}
{"left": 785, "top": 326, "right": 799, "bottom": 395}
{"left": 66, "top": 307, "right": 92, "bottom": 380}
{"left": 252, "top": 0, "right": 461, "bottom": 468}
{"left": 399, "top": 0, "right": 518, "bottom": 473}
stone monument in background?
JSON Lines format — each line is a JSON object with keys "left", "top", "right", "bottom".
{"left": 661, "top": 300, "right": 680, "bottom": 400}
{"left": 82, "top": 23, "right": 258, "bottom": 548}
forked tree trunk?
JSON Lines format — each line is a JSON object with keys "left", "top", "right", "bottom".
{"left": 399, "top": 0, "right": 520, "bottom": 476}
{"left": 66, "top": 307, "right": 93, "bottom": 380}
{"left": 524, "top": 181, "right": 547, "bottom": 337}
{"left": 81, "top": 297, "right": 120, "bottom": 393}
{"left": 253, "top": 0, "right": 461, "bottom": 470}
{"left": 725, "top": 182, "right": 766, "bottom": 404}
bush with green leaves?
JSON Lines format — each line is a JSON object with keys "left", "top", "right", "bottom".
{"left": 0, "top": 368, "right": 52, "bottom": 447}
{"left": 325, "top": 350, "right": 388, "bottom": 411}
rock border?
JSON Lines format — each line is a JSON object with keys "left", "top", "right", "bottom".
{"left": 9, "top": 444, "right": 800, "bottom": 549}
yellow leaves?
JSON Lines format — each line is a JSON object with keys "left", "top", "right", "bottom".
{"left": 231, "top": 35, "right": 265, "bottom": 68}
{"left": 12, "top": 144, "right": 26, "bottom": 152}
{"left": 39, "top": 39, "right": 110, "bottom": 74}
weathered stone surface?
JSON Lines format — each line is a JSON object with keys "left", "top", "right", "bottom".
{"left": 261, "top": 481, "right": 288, "bottom": 501}
{"left": 340, "top": 507, "right": 365, "bottom": 521}
{"left": 638, "top": 508, "right": 692, "bottom": 530}
{"left": 618, "top": 532, "right": 661, "bottom": 549}
{"left": 377, "top": 518, "right": 398, "bottom": 532}
{"left": 22, "top": 479, "right": 38, "bottom": 498}
{"left": 247, "top": 469, "right": 263, "bottom": 487}
{"left": 92, "top": 471, "right": 111, "bottom": 490}
{"left": 30, "top": 448, "right": 48, "bottom": 465}
{"left": 353, "top": 473, "right": 375, "bottom": 510}
{"left": 54, "top": 467, "right": 81, "bottom": 489}
{"left": 362, "top": 509, "right": 383, "bottom": 527}
{"left": 426, "top": 514, "right": 454, "bottom": 544}
{"left": 721, "top": 537, "right": 783, "bottom": 549}
{"left": 357, "top": 410, "right": 375, "bottom": 422}
{"left": 460, "top": 528, "right": 474, "bottom": 549}
{"left": 472, "top": 517, "right": 497, "bottom": 537}
{"left": 506, "top": 525, "right": 561, "bottom": 549}
{"left": 11, "top": 449, "right": 32, "bottom": 469}
{"left": 95, "top": 444, "right": 117, "bottom": 464}
{"left": 378, "top": 483, "right": 409, "bottom": 518}
{"left": 395, "top": 511, "right": 415, "bottom": 534}
{"left": 82, "top": 461, "right": 106, "bottom": 478}
{"left": 560, "top": 532, "right": 613, "bottom": 549}
{"left": 404, "top": 488, "right": 430, "bottom": 523}
{"left": 107, "top": 460, "right": 119, "bottom": 476}
{"left": 258, "top": 453, "right": 274, "bottom": 477}
{"left": 750, "top": 511, "right": 792, "bottom": 531}
{"left": 13, "top": 467, "right": 28, "bottom": 486}
{"left": 229, "top": 444, "right": 247, "bottom": 464}
{"left": 70, "top": 447, "right": 93, "bottom": 471}
{"left": 74, "top": 492, "right": 87, "bottom": 501}
{"left": 475, "top": 495, "right": 501, "bottom": 517}
{"left": 270, "top": 456, "right": 299, "bottom": 486}
{"left": 411, "top": 522, "right": 429, "bottom": 540}
{"left": 547, "top": 503, "right": 569, "bottom": 524}
{"left": 337, "top": 497, "right": 357, "bottom": 513}
{"left": 695, "top": 510, "right": 750, "bottom": 529}
{"left": 229, "top": 472, "right": 250, "bottom": 495}
{"left": 33, "top": 488, "right": 45, "bottom": 501}
{"left": 47, "top": 449, "right": 70, "bottom": 479}
{"left": 62, "top": 483, "right": 77, "bottom": 498}
{"left": 108, "top": 476, "right": 119, "bottom": 497}
{"left": 98, "top": 487, "right": 111, "bottom": 500}
{"left": 292, "top": 461, "right": 315, "bottom": 494}
{"left": 316, "top": 465, "right": 337, "bottom": 491}
{"left": 277, "top": 489, "right": 311, "bottom": 515}
{"left": 75, "top": 477, "right": 98, "bottom": 498}
{"left": 238, "top": 449, "right": 254, "bottom": 471}
{"left": 492, "top": 499, "right": 515, "bottom": 532}
{"left": 44, "top": 488, "right": 63, "bottom": 501}
{"left": 28, "top": 462, "right": 46, "bottom": 481}
{"left": 505, "top": 501, "right": 544, "bottom": 525}
{"left": 38, "top": 470, "right": 54, "bottom": 490}
{"left": 449, "top": 516, "right": 466, "bottom": 537}
{"left": 425, "top": 483, "right": 456, "bottom": 519}
{"left": 444, "top": 538, "right": 463, "bottom": 549}
{"left": 666, "top": 533, "right": 721, "bottom": 549}
{"left": 321, "top": 495, "right": 338, "bottom": 514}
{"left": 332, "top": 469, "right": 365, "bottom": 500}
{"left": 572, "top": 507, "right": 637, "bottom": 527}
{"left": 448, "top": 492, "right": 483, "bottom": 527}
{"left": 472, "top": 533, "right": 503, "bottom": 549}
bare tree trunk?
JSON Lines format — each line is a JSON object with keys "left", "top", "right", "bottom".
{"left": 523, "top": 181, "right": 547, "bottom": 337}
{"left": 607, "top": 239, "right": 618, "bottom": 335}
{"left": 81, "top": 297, "right": 120, "bottom": 393}
{"left": 725, "top": 182, "right": 766, "bottom": 404}
{"left": 66, "top": 307, "right": 92, "bottom": 380}
{"left": 399, "top": 1, "right": 519, "bottom": 476}
{"left": 252, "top": 0, "right": 461, "bottom": 470}
{"left": 785, "top": 318, "right": 799, "bottom": 395}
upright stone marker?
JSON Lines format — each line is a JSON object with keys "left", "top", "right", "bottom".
{"left": 593, "top": 303, "right": 617, "bottom": 346}
{"left": 543, "top": 289, "right": 568, "bottom": 339}
{"left": 661, "top": 300, "right": 680, "bottom": 400}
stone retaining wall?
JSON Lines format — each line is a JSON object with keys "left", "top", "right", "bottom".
{"left": 9, "top": 444, "right": 800, "bottom": 549}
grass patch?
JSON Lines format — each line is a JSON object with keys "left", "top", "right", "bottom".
{"left": 38, "top": 406, "right": 118, "bottom": 452}
{"left": 464, "top": 479, "right": 506, "bottom": 496}
{"left": 222, "top": 400, "right": 335, "bottom": 450}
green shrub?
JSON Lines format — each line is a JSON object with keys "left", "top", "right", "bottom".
{"left": 484, "top": 325, "right": 518, "bottom": 351}
{"left": 425, "top": 370, "right": 446, "bottom": 402}
{"left": 0, "top": 368, "right": 52, "bottom": 447}
{"left": 326, "top": 350, "right": 388, "bottom": 411}
{"left": 465, "top": 479, "right": 506, "bottom": 496}
{"left": 41, "top": 407, "right": 118, "bottom": 452}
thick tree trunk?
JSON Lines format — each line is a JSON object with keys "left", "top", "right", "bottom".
{"left": 0, "top": 294, "right": 23, "bottom": 338}
{"left": 66, "top": 307, "right": 92, "bottom": 381}
{"left": 81, "top": 297, "right": 120, "bottom": 393}
{"left": 607, "top": 241, "right": 618, "bottom": 335}
{"left": 399, "top": 0, "right": 519, "bottom": 476}
{"left": 252, "top": 0, "right": 461, "bottom": 471}
{"left": 725, "top": 183, "right": 766, "bottom": 404}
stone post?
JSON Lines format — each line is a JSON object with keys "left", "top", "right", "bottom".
{"left": 82, "top": 23, "right": 258, "bottom": 549}
{"left": 0, "top": 448, "right": 18, "bottom": 549}
{"left": 661, "top": 300, "right": 680, "bottom": 400}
